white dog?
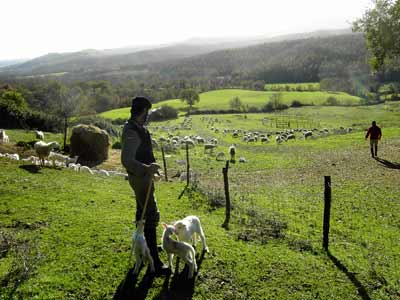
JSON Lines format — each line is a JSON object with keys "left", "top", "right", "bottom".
{"left": 162, "top": 223, "right": 197, "bottom": 278}
{"left": 131, "top": 220, "right": 154, "bottom": 275}
{"left": 174, "top": 216, "right": 209, "bottom": 253}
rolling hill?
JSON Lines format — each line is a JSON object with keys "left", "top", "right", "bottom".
{"left": 99, "top": 89, "right": 363, "bottom": 120}
{"left": 0, "top": 28, "right": 354, "bottom": 78}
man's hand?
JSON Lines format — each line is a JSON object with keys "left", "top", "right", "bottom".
{"left": 147, "top": 163, "right": 161, "bottom": 175}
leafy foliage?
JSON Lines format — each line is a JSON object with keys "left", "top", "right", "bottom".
{"left": 353, "top": 0, "right": 400, "bottom": 71}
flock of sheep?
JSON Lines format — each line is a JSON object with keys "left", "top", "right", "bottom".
{"left": 147, "top": 116, "right": 354, "bottom": 164}
{"left": 0, "top": 129, "right": 127, "bottom": 179}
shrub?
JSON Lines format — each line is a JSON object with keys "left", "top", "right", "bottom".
{"left": 149, "top": 105, "right": 178, "bottom": 121}
{"left": 247, "top": 106, "right": 259, "bottom": 113}
{"left": 291, "top": 100, "right": 303, "bottom": 107}
{"left": 326, "top": 96, "right": 338, "bottom": 106}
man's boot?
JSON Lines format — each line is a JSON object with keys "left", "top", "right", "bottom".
{"left": 144, "top": 226, "right": 169, "bottom": 276}
{"left": 370, "top": 147, "right": 374, "bottom": 157}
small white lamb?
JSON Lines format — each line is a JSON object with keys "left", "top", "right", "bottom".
{"left": 162, "top": 223, "right": 197, "bottom": 279}
{"left": 0, "top": 130, "right": 9, "bottom": 143}
{"left": 131, "top": 220, "right": 154, "bottom": 275}
{"left": 174, "top": 216, "right": 209, "bottom": 253}
{"left": 35, "top": 130, "right": 44, "bottom": 140}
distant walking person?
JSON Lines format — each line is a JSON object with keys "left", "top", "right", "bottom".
{"left": 365, "top": 121, "right": 382, "bottom": 158}
{"left": 121, "top": 96, "right": 168, "bottom": 276}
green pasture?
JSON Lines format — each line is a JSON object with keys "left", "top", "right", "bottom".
{"left": 99, "top": 89, "right": 363, "bottom": 120}
{"left": 1, "top": 103, "right": 400, "bottom": 299}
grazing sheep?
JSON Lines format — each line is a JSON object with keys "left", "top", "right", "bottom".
{"left": 174, "top": 216, "right": 209, "bottom": 253}
{"left": 7, "top": 153, "right": 19, "bottom": 160}
{"left": 65, "top": 155, "right": 79, "bottom": 166}
{"left": 68, "top": 163, "right": 80, "bottom": 172}
{"left": 132, "top": 220, "right": 155, "bottom": 275}
{"left": 0, "top": 130, "right": 9, "bottom": 143}
{"left": 239, "top": 156, "right": 247, "bottom": 163}
{"left": 34, "top": 141, "right": 60, "bottom": 166}
{"left": 303, "top": 131, "right": 313, "bottom": 139}
{"left": 260, "top": 136, "right": 270, "bottom": 143}
{"left": 98, "top": 169, "right": 110, "bottom": 176}
{"left": 35, "top": 130, "right": 44, "bottom": 140}
{"left": 79, "top": 166, "right": 94, "bottom": 174}
{"left": 287, "top": 134, "right": 295, "bottom": 140}
{"left": 229, "top": 144, "right": 236, "bottom": 163}
{"left": 48, "top": 151, "right": 68, "bottom": 167}
{"left": 215, "top": 151, "right": 225, "bottom": 161}
{"left": 204, "top": 143, "right": 216, "bottom": 154}
{"left": 162, "top": 223, "right": 197, "bottom": 279}
{"left": 275, "top": 135, "right": 284, "bottom": 144}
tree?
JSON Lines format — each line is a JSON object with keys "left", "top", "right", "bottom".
{"left": 179, "top": 89, "right": 199, "bottom": 113}
{"left": 229, "top": 96, "right": 242, "bottom": 111}
{"left": 353, "top": 0, "right": 400, "bottom": 72}
{"left": 47, "top": 82, "right": 82, "bottom": 150}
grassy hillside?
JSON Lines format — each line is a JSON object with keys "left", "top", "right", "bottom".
{"left": 1, "top": 103, "right": 400, "bottom": 299}
{"left": 99, "top": 89, "right": 363, "bottom": 120}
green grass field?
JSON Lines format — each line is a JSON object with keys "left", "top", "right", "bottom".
{"left": 1, "top": 102, "right": 400, "bottom": 299}
{"left": 99, "top": 89, "right": 363, "bottom": 120}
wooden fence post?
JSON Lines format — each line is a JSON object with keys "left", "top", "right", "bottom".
{"left": 323, "top": 176, "right": 332, "bottom": 250}
{"left": 161, "top": 146, "right": 168, "bottom": 182}
{"left": 222, "top": 160, "right": 231, "bottom": 229}
{"left": 186, "top": 143, "right": 190, "bottom": 186}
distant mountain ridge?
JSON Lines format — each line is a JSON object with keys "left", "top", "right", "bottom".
{"left": 0, "top": 28, "right": 353, "bottom": 77}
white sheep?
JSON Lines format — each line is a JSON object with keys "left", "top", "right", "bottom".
{"left": 34, "top": 141, "right": 60, "bottom": 166}
{"left": 132, "top": 220, "right": 155, "bottom": 275}
{"left": 229, "top": 144, "right": 236, "bottom": 162}
{"left": 48, "top": 151, "right": 68, "bottom": 167}
{"left": 65, "top": 155, "right": 79, "bottom": 166}
{"left": 174, "top": 216, "right": 209, "bottom": 253}
{"left": 162, "top": 223, "right": 197, "bottom": 279}
{"left": 239, "top": 156, "right": 247, "bottom": 163}
{"left": 304, "top": 131, "right": 313, "bottom": 139}
{"left": 35, "top": 130, "right": 44, "bottom": 140}
{"left": 204, "top": 143, "right": 216, "bottom": 154}
{"left": 98, "top": 169, "right": 110, "bottom": 176}
{"left": 80, "top": 166, "right": 94, "bottom": 174}
{"left": 0, "top": 130, "right": 9, "bottom": 143}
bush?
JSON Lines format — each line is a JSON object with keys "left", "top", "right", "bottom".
{"left": 247, "top": 106, "right": 259, "bottom": 113}
{"left": 326, "top": 96, "right": 338, "bottom": 106}
{"left": 291, "top": 100, "right": 303, "bottom": 107}
{"left": 149, "top": 105, "right": 178, "bottom": 121}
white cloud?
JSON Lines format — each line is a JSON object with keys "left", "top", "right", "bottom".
{"left": 0, "top": 0, "right": 372, "bottom": 60}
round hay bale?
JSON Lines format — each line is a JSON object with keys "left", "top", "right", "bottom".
{"left": 70, "top": 124, "right": 110, "bottom": 163}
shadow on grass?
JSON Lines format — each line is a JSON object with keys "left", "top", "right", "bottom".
{"left": 19, "top": 165, "right": 63, "bottom": 174}
{"left": 114, "top": 251, "right": 206, "bottom": 300}
{"left": 326, "top": 250, "right": 371, "bottom": 300}
{"left": 374, "top": 157, "right": 400, "bottom": 169}
{"left": 152, "top": 251, "right": 206, "bottom": 300}
{"left": 113, "top": 267, "right": 154, "bottom": 300}
{"left": 19, "top": 165, "right": 41, "bottom": 174}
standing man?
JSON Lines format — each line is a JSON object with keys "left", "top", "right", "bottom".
{"left": 121, "top": 96, "right": 167, "bottom": 275}
{"left": 365, "top": 121, "right": 382, "bottom": 158}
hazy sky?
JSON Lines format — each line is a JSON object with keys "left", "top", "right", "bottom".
{"left": 1, "top": 0, "right": 373, "bottom": 60}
